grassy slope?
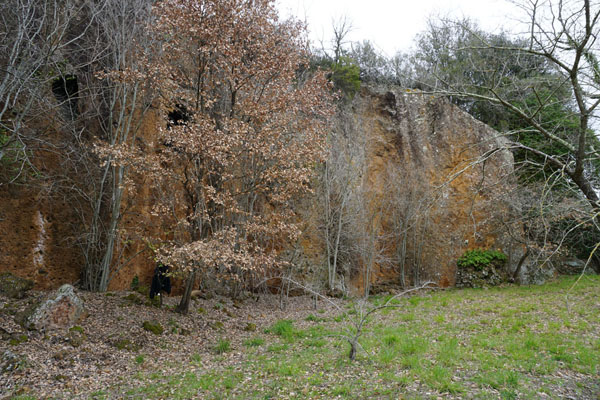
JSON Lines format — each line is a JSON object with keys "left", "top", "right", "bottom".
{"left": 94, "top": 276, "right": 599, "bottom": 399}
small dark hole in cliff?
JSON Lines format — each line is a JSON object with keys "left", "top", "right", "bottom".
{"left": 164, "top": 104, "right": 190, "bottom": 150}
{"left": 167, "top": 104, "right": 190, "bottom": 128}
{"left": 52, "top": 75, "right": 79, "bottom": 120}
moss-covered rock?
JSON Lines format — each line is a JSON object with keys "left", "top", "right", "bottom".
{"left": 1, "top": 350, "right": 28, "bottom": 373}
{"left": 243, "top": 323, "right": 257, "bottom": 332}
{"left": 0, "top": 272, "right": 33, "bottom": 299}
{"left": 67, "top": 326, "right": 86, "bottom": 347}
{"left": 211, "top": 321, "right": 224, "bottom": 331}
{"left": 123, "top": 293, "right": 144, "bottom": 305}
{"left": 456, "top": 249, "right": 508, "bottom": 288}
{"left": 142, "top": 320, "right": 163, "bottom": 335}
{"left": 114, "top": 338, "right": 141, "bottom": 351}
{"left": 14, "top": 303, "right": 40, "bottom": 330}
{"left": 8, "top": 334, "right": 28, "bottom": 346}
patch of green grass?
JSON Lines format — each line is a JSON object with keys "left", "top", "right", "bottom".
{"left": 214, "top": 338, "right": 231, "bottom": 354}
{"left": 438, "top": 337, "right": 460, "bottom": 366}
{"left": 333, "top": 313, "right": 346, "bottom": 322}
{"left": 398, "top": 335, "right": 428, "bottom": 356}
{"left": 190, "top": 353, "right": 202, "bottom": 364}
{"left": 378, "top": 345, "right": 398, "bottom": 364}
{"left": 425, "top": 364, "right": 465, "bottom": 394}
{"left": 304, "top": 338, "right": 327, "bottom": 348}
{"left": 267, "top": 343, "right": 289, "bottom": 353}
{"left": 134, "top": 355, "right": 145, "bottom": 364}
{"left": 265, "top": 319, "right": 303, "bottom": 341}
{"left": 243, "top": 336, "right": 265, "bottom": 347}
{"left": 475, "top": 369, "right": 520, "bottom": 390}
{"left": 383, "top": 333, "right": 400, "bottom": 347}
{"left": 330, "top": 383, "right": 352, "bottom": 396}
{"left": 107, "top": 276, "right": 600, "bottom": 400}
{"left": 221, "top": 373, "right": 242, "bottom": 390}
{"left": 90, "top": 390, "right": 108, "bottom": 399}
{"left": 305, "top": 314, "right": 326, "bottom": 322}
{"left": 400, "top": 312, "right": 416, "bottom": 322}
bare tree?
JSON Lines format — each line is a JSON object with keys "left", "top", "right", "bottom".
{"left": 415, "top": 1, "right": 600, "bottom": 213}
{"left": 0, "top": 0, "right": 92, "bottom": 181}
{"left": 348, "top": 178, "right": 393, "bottom": 297}
{"left": 327, "top": 16, "right": 353, "bottom": 64}
{"left": 382, "top": 165, "right": 434, "bottom": 288}
{"left": 319, "top": 107, "right": 364, "bottom": 294}
{"left": 79, "top": 0, "right": 156, "bottom": 291}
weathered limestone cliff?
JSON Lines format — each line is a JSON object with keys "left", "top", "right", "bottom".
{"left": 0, "top": 85, "right": 517, "bottom": 292}
{"left": 0, "top": 110, "right": 164, "bottom": 291}
{"left": 318, "top": 87, "right": 517, "bottom": 292}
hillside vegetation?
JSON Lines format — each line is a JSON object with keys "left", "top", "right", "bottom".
{"left": 3, "top": 276, "right": 599, "bottom": 399}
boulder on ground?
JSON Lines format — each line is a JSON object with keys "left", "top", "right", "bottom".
{"left": 0, "top": 272, "right": 34, "bottom": 299}
{"left": 1, "top": 350, "right": 27, "bottom": 373}
{"left": 19, "top": 284, "right": 85, "bottom": 331}
{"left": 557, "top": 258, "right": 597, "bottom": 275}
{"left": 517, "top": 262, "right": 556, "bottom": 285}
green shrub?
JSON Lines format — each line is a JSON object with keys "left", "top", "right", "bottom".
{"left": 114, "top": 338, "right": 141, "bottom": 351}
{"left": 123, "top": 293, "right": 144, "bottom": 305}
{"left": 457, "top": 249, "right": 507, "bottom": 271}
{"left": 136, "top": 285, "right": 150, "bottom": 297}
{"left": 130, "top": 275, "right": 140, "bottom": 291}
{"left": 330, "top": 57, "right": 361, "bottom": 99}
{"left": 69, "top": 325, "right": 84, "bottom": 334}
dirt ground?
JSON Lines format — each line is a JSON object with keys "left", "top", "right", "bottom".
{"left": 0, "top": 288, "right": 337, "bottom": 399}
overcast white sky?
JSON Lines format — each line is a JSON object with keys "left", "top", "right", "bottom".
{"left": 276, "top": 0, "right": 524, "bottom": 56}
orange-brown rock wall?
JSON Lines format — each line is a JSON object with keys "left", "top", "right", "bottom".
{"left": 0, "top": 85, "right": 516, "bottom": 293}
{"left": 0, "top": 109, "right": 165, "bottom": 291}
{"left": 345, "top": 87, "right": 515, "bottom": 291}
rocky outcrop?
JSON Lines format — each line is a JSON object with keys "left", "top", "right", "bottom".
{"left": 333, "top": 87, "right": 517, "bottom": 291}
{"left": 18, "top": 284, "right": 85, "bottom": 331}
{"left": 0, "top": 84, "right": 518, "bottom": 293}
{"left": 0, "top": 109, "right": 166, "bottom": 291}
{"left": 0, "top": 272, "right": 33, "bottom": 299}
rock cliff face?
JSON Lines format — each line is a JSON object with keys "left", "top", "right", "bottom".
{"left": 0, "top": 110, "right": 164, "bottom": 292}
{"left": 0, "top": 85, "right": 517, "bottom": 292}
{"left": 333, "top": 87, "right": 516, "bottom": 292}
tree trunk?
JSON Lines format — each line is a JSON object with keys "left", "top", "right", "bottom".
{"left": 98, "top": 165, "right": 125, "bottom": 291}
{"left": 177, "top": 269, "right": 196, "bottom": 314}
{"left": 348, "top": 340, "right": 357, "bottom": 361}
{"left": 511, "top": 246, "right": 530, "bottom": 283}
